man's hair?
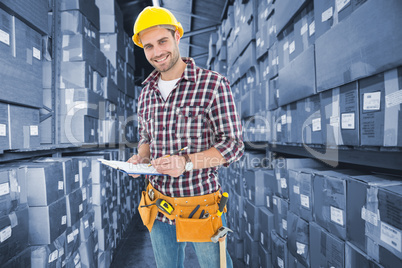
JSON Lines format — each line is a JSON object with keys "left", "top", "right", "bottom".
{"left": 139, "top": 24, "right": 177, "bottom": 45}
{"left": 159, "top": 24, "right": 176, "bottom": 37}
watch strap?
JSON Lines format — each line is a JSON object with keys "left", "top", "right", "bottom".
{"left": 183, "top": 154, "right": 191, "bottom": 163}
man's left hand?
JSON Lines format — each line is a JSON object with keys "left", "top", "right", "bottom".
{"left": 151, "top": 155, "right": 186, "bottom": 177}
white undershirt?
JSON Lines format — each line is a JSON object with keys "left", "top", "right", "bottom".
{"left": 158, "top": 77, "right": 180, "bottom": 101}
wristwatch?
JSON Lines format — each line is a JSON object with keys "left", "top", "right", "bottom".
{"left": 183, "top": 154, "right": 193, "bottom": 172}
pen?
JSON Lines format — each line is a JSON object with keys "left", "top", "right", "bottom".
{"left": 148, "top": 146, "right": 188, "bottom": 167}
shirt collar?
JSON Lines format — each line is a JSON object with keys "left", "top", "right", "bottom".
{"left": 142, "top": 57, "right": 197, "bottom": 87}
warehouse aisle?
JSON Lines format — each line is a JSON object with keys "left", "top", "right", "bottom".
{"left": 110, "top": 214, "right": 201, "bottom": 268}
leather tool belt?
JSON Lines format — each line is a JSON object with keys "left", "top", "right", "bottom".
{"left": 138, "top": 183, "right": 225, "bottom": 242}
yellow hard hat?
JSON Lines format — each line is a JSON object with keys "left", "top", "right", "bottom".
{"left": 132, "top": 6, "right": 184, "bottom": 48}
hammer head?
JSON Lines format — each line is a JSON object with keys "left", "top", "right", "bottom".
{"left": 211, "top": 226, "right": 233, "bottom": 243}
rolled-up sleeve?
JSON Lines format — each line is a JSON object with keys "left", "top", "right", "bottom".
{"left": 137, "top": 92, "right": 150, "bottom": 150}
{"left": 208, "top": 76, "right": 244, "bottom": 166}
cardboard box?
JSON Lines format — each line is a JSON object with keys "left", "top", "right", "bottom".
{"left": 270, "top": 108, "right": 282, "bottom": 144}
{"left": 62, "top": 34, "right": 106, "bottom": 76}
{"left": 289, "top": 168, "right": 323, "bottom": 222}
{"left": 345, "top": 242, "right": 383, "bottom": 268}
{"left": 285, "top": 102, "right": 299, "bottom": 143}
{"left": 296, "top": 95, "right": 323, "bottom": 145}
{"left": 268, "top": 77, "right": 279, "bottom": 111}
{"left": 125, "top": 63, "right": 135, "bottom": 98}
{"left": 95, "top": 0, "right": 124, "bottom": 33}
{"left": 313, "top": 169, "right": 365, "bottom": 240}
{"left": 271, "top": 230, "right": 288, "bottom": 268}
{"left": 79, "top": 232, "right": 97, "bottom": 267}
{"left": 244, "top": 231, "right": 259, "bottom": 267}
{"left": 8, "top": 104, "right": 40, "bottom": 150}
{"left": 267, "top": 42, "right": 278, "bottom": 80}
{"left": 3, "top": 247, "right": 31, "bottom": 267}
{"left": 236, "top": 0, "right": 257, "bottom": 54}
{"left": 287, "top": 211, "right": 310, "bottom": 267}
{"left": 244, "top": 199, "right": 260, "bottom": 241}
{"left": 258, "top": 207, "right": 274, "bottom": 253}
{"left": 0, "top": 0, "right": 48, "bottom": 35}
{"left": 309, "top": 221, "right": 345, "bottom": 268}
{"left": 363, "top": 183, "right": 402, "bottom": 263}
{"left": 93, "top": 203, "right": 109, "bottom": 230}
{"left": 256, "top": 22, "right": 269, "bottom": 60}
{"left": 320, "top": 82, "right": 360, "bottom": 146}
{"left": 0, "top": 205, "right": 29, "bottom": 264}
{"left": 315, "top": 0, "right": 402, "bottom": 92}
{"left": 273, "top": 195, "right": 288, "bottom": 240}
{"left": 288, "top": 253, "right": 308, "bottom": 268}
{"left": 277, "top": 24, "right": 295, "bottom": 71}
{"left": 0, "top": 15, "right": 43, "bottom": 108}
{"left": 263, "top": 170, "right": 276, "bottom": 212}
{"left": 124, "top": 33, "right": 135, "bottom": 69}
{"left": 0, "top": 102, "right": 9, "bottom": 151}
{"left": 257, "top": 0, "right": 274, "bottom": 33}
{"left": 79, "top": 212, "right": 94, "bottom": 243}
{"left": 278, "top": 45, "right": 316, "bottom": 106}
{"left": 31, "top": 233, "right": 65, "bottom": 268}
{"left": 29, "top": 197, "right": 67, "bottom": 245}
{"left": 237, "top": 42, "right": 257, "bottom": 79}
{"left": 314, "top": 0, "right": 366, "bottom": 40}
{"left": 359, "top": 68, "right": 402, "bottom": 147}
{"left": 35, "top": 158, "right": 79, "bottom": 195}
{"left": 100, "top": 33, "right": 125, "bottom": 67}
{"left": 24, "top": 162, "right": 64, "bottom": 206}
{"left": 59, "top": 114, "right": 98, "bottom": 144}
{"left": 244, "top": 169, "right": 269, "bottom": 206}
{"left": 59, "top": 88, "right": 104, "bottom": 119}
{"left": 275, "top": 0, "right": 308, "bottom": 35}
{"left": 293, "top": 2, "right": 315, "bottom": 54}
{"left": 273, "top": 158, "right": 323, "bottom": 199}
{"left": 75, "top": 157, "right": 92, "bottom": 187}
{"left": 65, "top": 222, "right": 81, "bottom": 260}
{"left": 60, "top": 0, "right": 100, "bottom": 31}
{"left": 259, "top": 244, "right": 272, "bottom": 268}
{"left": 60, "top": 61, "right": 93, "bottom": 89}
{"left": 61, "top": 10, "right": 99, "bottom": 48}
{"left": 92, "top": 182, "right": 107, "bottom": 206}
{"left": 66, "top": 188, "right": 85, "bottom": 227}
{"left": 0, "top": 167, "right": 27, "bottom": 216}
{"left": 346, "top": 174, "right": 401, "bottom": 253}
{"left": 104, "top": 75, "right": 119, "bottom": 104}
{"left": 226, "top": 31, "right": 239, "bottom": 67}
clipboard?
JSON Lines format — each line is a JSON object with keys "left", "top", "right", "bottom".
{"left": 98, "top": 159, "right": 167, "bottom": 176}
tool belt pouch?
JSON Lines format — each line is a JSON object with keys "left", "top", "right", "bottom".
{"left": 176, "top": 212, "right": 223, "bottom": 242}
{"left": 138, "top": 191, "right": 158, "bottom": 232}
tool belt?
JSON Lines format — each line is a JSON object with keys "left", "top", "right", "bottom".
{"left": 138, "top": 183, "right": 226, "bottom": 242}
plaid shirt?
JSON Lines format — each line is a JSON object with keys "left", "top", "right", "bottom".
{"left": 137, "top": 58, "right": 244, "bottom": 224}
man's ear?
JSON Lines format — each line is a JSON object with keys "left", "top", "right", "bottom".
{"left": 175, "top": 30, "right": 181, "bottom": 44}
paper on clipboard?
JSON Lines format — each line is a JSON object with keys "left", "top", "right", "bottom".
{"left": 98, "top": 159, "right": 165, "bottom": 176}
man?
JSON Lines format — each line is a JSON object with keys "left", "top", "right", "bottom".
{"left": 128, "top": 6, "right": 244, "bottom": 268}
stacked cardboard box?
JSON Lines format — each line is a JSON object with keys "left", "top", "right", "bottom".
{"left": 0, "top": 5, "right": 44, "bottom": 151}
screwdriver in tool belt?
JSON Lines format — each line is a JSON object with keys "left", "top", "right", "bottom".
{"left": 148, "top": 146, "right": 188, "bottom": 167}
{"left": 217, "top": 192, "right": 229, "bottom": 217}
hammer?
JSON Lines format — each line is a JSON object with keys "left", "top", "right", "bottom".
{"left": 211, "top": 226, "right": 233, "bottom": 268}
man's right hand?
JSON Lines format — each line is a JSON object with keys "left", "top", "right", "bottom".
{"left": 127, "top": 155, "right": 149, "bottom": 178}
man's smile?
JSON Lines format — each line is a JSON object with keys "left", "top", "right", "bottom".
{"left": 154, "top": 54, "right": 169, "bottom": 63}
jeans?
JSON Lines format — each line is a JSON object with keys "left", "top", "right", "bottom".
{"left": 150, "top": 215, "right": 233, "bottom": 268}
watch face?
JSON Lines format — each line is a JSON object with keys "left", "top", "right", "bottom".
{"left": 185, "top": 162, "right": 194, "bottom": 171}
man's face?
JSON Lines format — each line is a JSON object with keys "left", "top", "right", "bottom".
{"left": 139, "top": 27, "right": 181, "bottom": 73}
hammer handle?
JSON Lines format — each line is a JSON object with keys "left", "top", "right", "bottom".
{"left": 219, "top": 239, "right": 226, "bottom": 268}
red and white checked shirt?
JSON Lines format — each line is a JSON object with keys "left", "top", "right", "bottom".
{"left": 137, "top": 58, "right": 244, "bottom": 224}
